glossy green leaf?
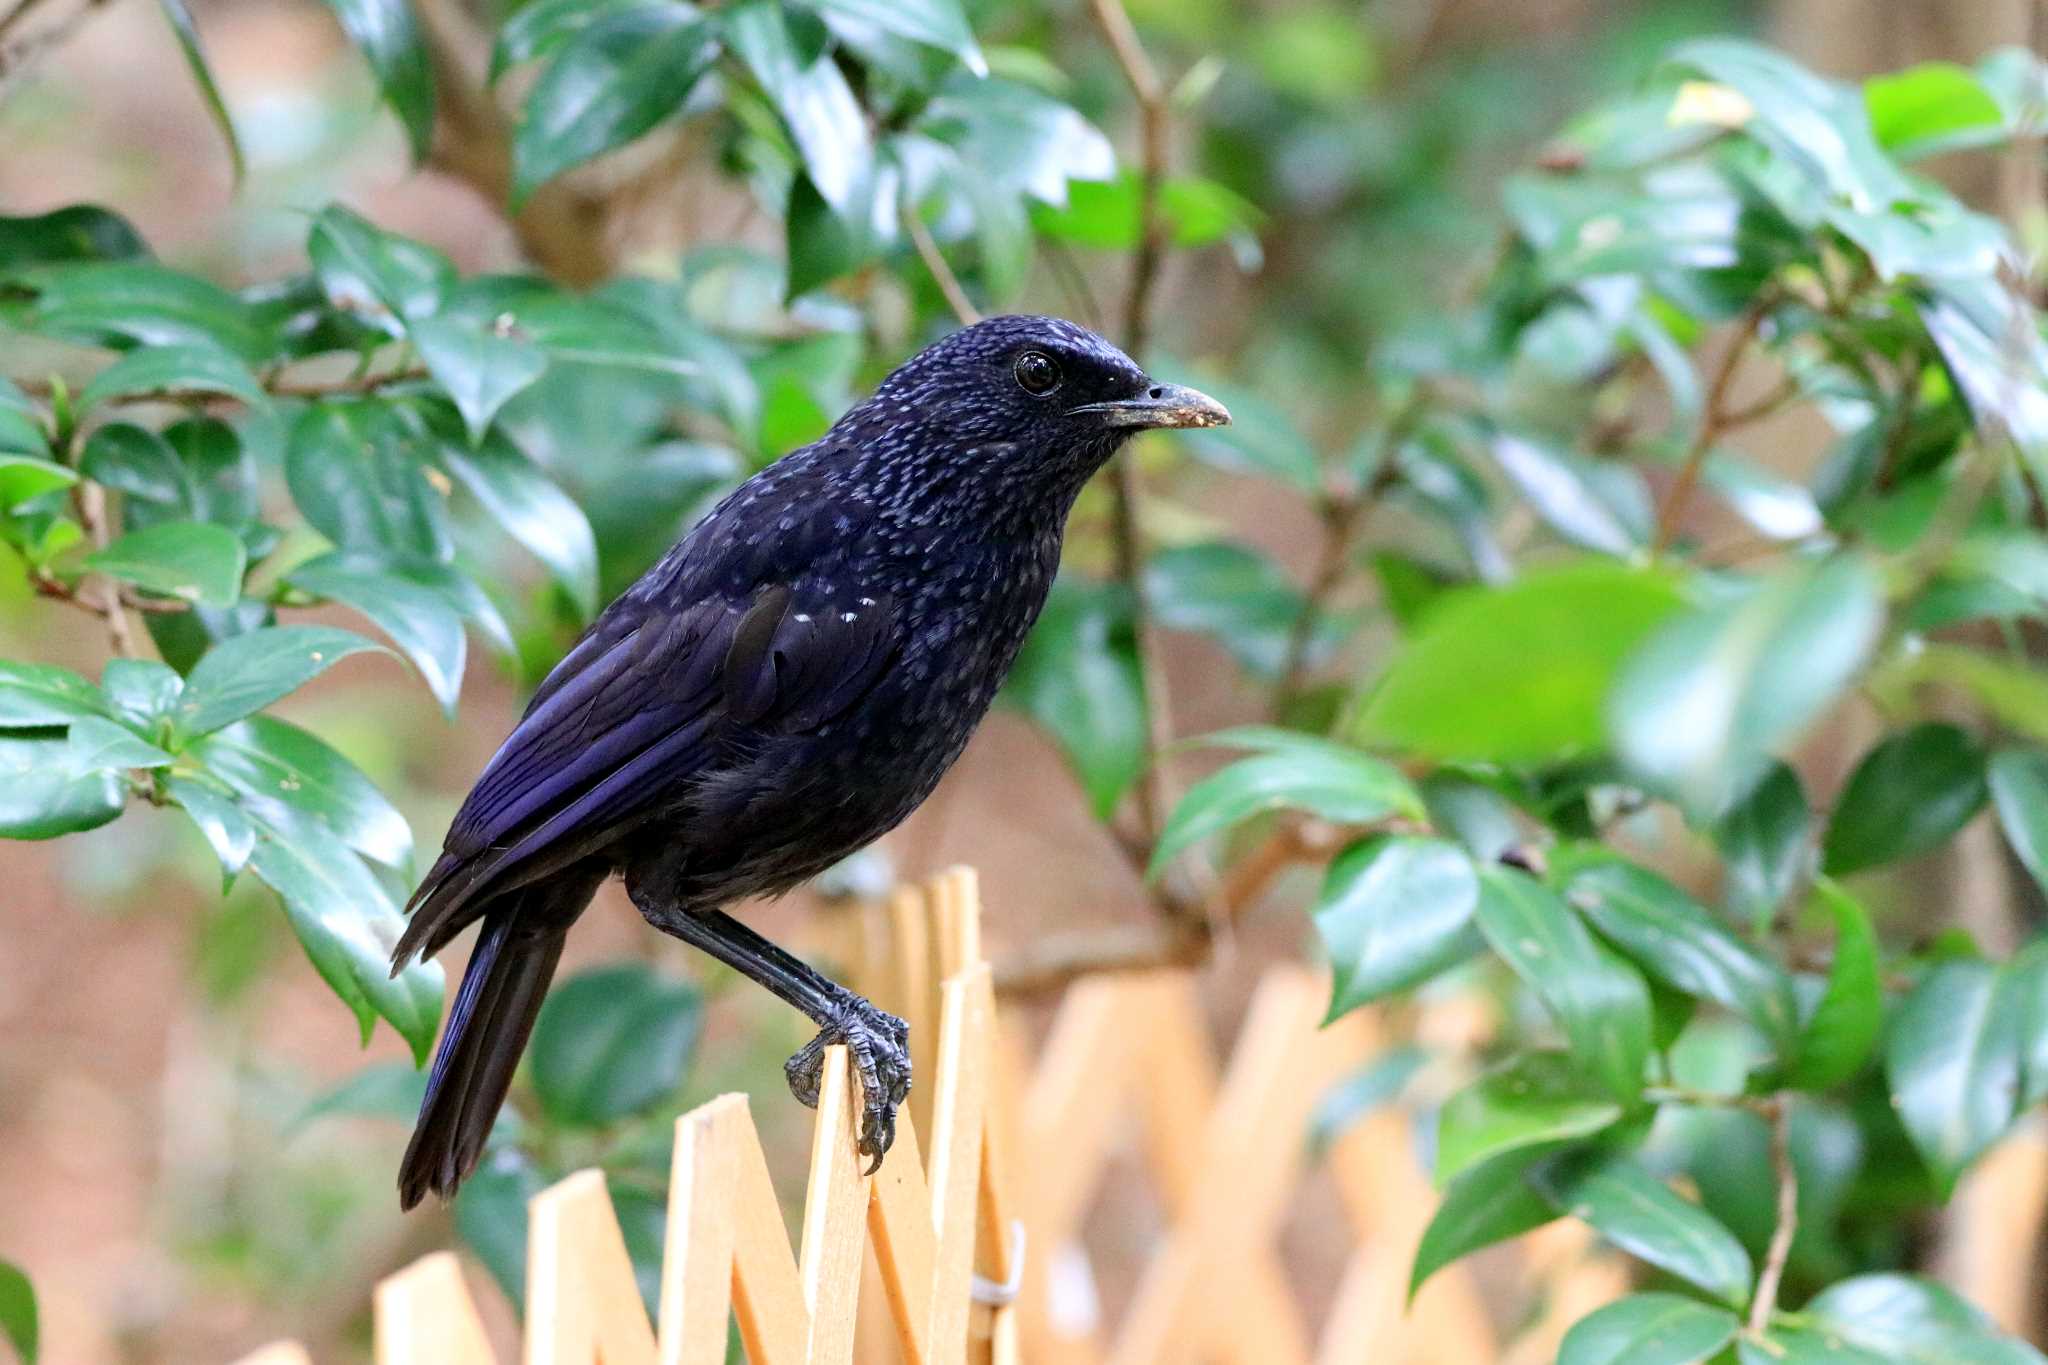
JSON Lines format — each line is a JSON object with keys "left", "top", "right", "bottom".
{"left": 247, "top": 814, "right": 441, "bottom": 1060}
{"left": 1532, "top": 1154, "right": 1753, "bottom": 1304}
{"left": 0, "top": 662, "right": 107, "bottom": 728}
{"left": 155, "top": 0, "right": 246, "bottom": 182}
{"left": 0, "top": 734, "right": 127, "bottom": 838}
{"left": 0, "top": 1260, "right": 35, "bottom": 1365}
{"left": 0, "top": 456, "right": 74, "bottom": 509}
{"left": 1886, "top": 957, "right": 2029, "bottom": 1196}
{"left": 808, "top": 0, "right": 982, "bottom": 71}
{"left": 1410, "top": 1146, "right": 1559, "bottom": 1299}
{"left": 1865, "top": 63, "right": 2004, "bottom": 159}
{"left": 1558, "top": 1294, "right": 1738, "bottom": 1365}
{"left": 1474, "top": 869, "right": 1652, "bottom": 1101}
{"left": 1782, "top": 880, "right": 1882, "bottom": 1089}
{"left": 84, "top": 520, "right": 246, "bottom": 608}
{"left": 491, "top": 0, "right": 640, "bottom": 78}
{"left": 1028, "top": 174, "right": 1263, "bottom": 252}
{"left": 529, "top": 962, "right": 703, "bottom": 1126}
{"left": 65, "top": 714, "right": 173, "bottom": 771}
{"left": 78, "top": 343, "right": 267, "bottom": 412}
{"left": 1489, "top": 431, "right": 1652, "bottom": 556}
{"left": 512, "top": 1, "right": 718, "bottom": 204}
{"left": 0, "top": 205, "right": 147, "bottom": 269}
{"left": 412, "top": 315, "right": 549, "bottom": 443}
{"left": 1359, "top": 561, "right": 1682, "bottom": 765}
{"left": 1990, "top": 748, "right": 2048, "bottom": 898}
{"left": 11, "top": 262, "right": 269, "bottom": 362}
{"left": 1611, "top": 555, "right": 1883, "bottom": 814}
{"left": 1315, "top": 834, "right": 1482, "bottom": 1017}
{"left": 285, "top": 402, "right": 452, "bottom": 562}
{"left": 166, "top": 772, "right": 256, "bottom": 884}
{"left": 916, "top": 74, "right": 1115, "bottom": 208}
{"left": 323, "top": 0, "right": 436, "bottom": 160}
{"left": 433, "top": 427, "right": 599, "bottom": 618}
{"left": 1002, "top": 579, "right": 1144, "bottom": 819}
{"left": 173, "top": 626, "right": 390, "bottom": 739}
{"left": 307, "top": 204, "right": 454, "bottom": 334}
{"left": 1563, "top": 859, "right": 1798, "bottom": 1048}
{"left": 1804, "top": 1274, "right": 2048, "bottom": 1365}
{"left": 1150, "top": 742, "right": 1423, "bottom": 877}
{"left": 1433, "top": 1051, "right": 1624, "bottom": 1187}
{"left": 1822, "top": 723, "right": 1987, "bottom": 876}
{"left": 1146, "top": 541, "right": 1318, "bottom": 680}
{"left": 727, "top": 1, "right": 873, "bottom": 214}
{"left": 1714, "top": 761, "right": 1811, "bottom": 926}
{"left": 191, "top": 715, "right": 413, "bottom": 870}
{"left": 287, "top": 555, "right": 467, "bottom": 716}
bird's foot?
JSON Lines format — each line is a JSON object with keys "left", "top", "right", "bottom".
{"left": 784, "top": 998, "right": 911, "bottom": 1173}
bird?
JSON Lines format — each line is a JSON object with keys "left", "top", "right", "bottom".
{"left": 389, "top": 314, "right": 1228, "bottom": 1209}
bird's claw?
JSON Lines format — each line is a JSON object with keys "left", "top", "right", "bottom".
{"left": 784, "top": 1000, "right": 911, "bottom": 1174}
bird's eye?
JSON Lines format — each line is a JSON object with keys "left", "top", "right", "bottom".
{"left": 1014, "top": 350, "right": 1061, "bottom": 396}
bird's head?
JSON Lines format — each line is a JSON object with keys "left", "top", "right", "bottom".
{"left": 851, "top": 315, "right": 1229, "bottom": 495}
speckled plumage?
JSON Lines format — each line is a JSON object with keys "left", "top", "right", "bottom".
{"left": 390, "top": 316, "right": 1226, "bottom": 1207}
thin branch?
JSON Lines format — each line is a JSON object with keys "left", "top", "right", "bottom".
{"left": 1748, "top": 1096, "right": 1799, "bottom": 1337}
{"left": 901, "top": 200, "right": 980, "bottom": 327}
{"left": 1086, "top": 0, "right": 1169, "bottom": 358}
{"left": 70, "top": 479, "right": 136, "bottom": 658}
{"left": 1653, "top": 296, "right": 1773, "bottom": 553}
{"left": 12, "top": 365, "right": 429, "bottom": 408}
{"left": 995, "top": 920, "right": 1209, "bottom": 997}
{"left": 35, "top": 576, "right": 189, "bottom": 615}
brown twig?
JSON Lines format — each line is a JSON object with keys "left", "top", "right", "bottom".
{"left": 35, "top": 576, "right": 190, "bottom": 615}
{"left": 902, "top": 199, "right": 980, "bottom": 327}
{"left": 12, "top": 366, "right": 428, "bottom": 408}
{"left": 1652, "top": 296, "right": 1774, "bottom": 554}
{"left": 70, "top": 480, "right": 136, "bottom": 658}
{"left": 1747, "top": 1095, "right": 1798, "bottom": 1337}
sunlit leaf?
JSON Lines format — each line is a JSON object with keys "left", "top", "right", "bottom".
{"left": 1558, "top": 1294, "right": 1739, "bottom": 1365}
{"left": 1315, "top": 834, "right": 1481, "bottom": 1017}
{"left": 84, "top": 520, "right": 246, "bottom": 608}
{"left": 173, "top": 626, "right": 390, "bottom": 739}
{"left": 1434, "top": 1050, "right": 1623, "bottom": 1187}
{"left": 1151, "top": 741, "right": 1423, "bottom": 877}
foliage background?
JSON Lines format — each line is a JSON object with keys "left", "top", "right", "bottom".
{"left": 3, "top": 0, "right": 2048, "bottom": 1362}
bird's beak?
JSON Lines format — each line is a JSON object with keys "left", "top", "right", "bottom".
{"left": 1068, "top": 382, "right": 1231, "bottom": 430}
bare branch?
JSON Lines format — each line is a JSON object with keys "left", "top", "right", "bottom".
{"left": 1747, "top": 1096, "right": 1799, "bottom": 1338}
{"left": 902, "top": 200, "right": 980, "bottom": 327}
{"left": 1653, "top": 295, "right": 1772, "bottom": 554}
{"left": 70, "top": 479, "right": 137, "bottom": 658}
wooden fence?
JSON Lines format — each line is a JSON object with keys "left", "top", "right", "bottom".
{"left": 231, "top": 866, "right": 2048, "bottom": 1365}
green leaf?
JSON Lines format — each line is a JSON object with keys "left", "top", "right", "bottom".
{"left": 1358, "top": 561, "right": 1683, "bottom": 765}
{"left": 1433, "top": 1051, "right": 1624, "bottom": 1188}
{"left": 1315, "top": 835, "right": 1482, "bottom": 1017}
{"left": 1532, "top": 1154, "right": 1753, "bottom": 1305}
{"left": 511, "top": 1, "right": 718, "bottom": 204}
{"left": 1146, "top": 541, "right": 1319, "bottom": 681}
{"left": 1562, "top": 859, "right": 1798, "bottom": 1049}
{"left": 84, "top": 520, "right": 246, "bottom": 608}
{"left": 155, "top": 0, "right": 246, "bottom": 182}
{"left": 0, "top": 734, "right": 126, "bottom": 838}
{"left": 411, "top": 315, "right": 549, "bottom": 443}
{"left": 323, "top": 0, "right": 436, "bottom": 160}
{"left": 0, "top": 1259, "right": 36, "bottom": 1365}
{"left": 285, "top": 402, "right": 452, "bottom": 562}
{"left": 307, "top": 204, "right": 454, "bottom": 334}
{"left": 529, "top": 962, "right": 703, "bottom": 1126}
{"left": 1822, "top": 724, "right": 1988, "bottom": 876}
{"left": 166, "top": 772, "right": 256, "bottom": 884}
{"left": 1989, "top": 748, "right": 2048, "bottom": 898}
{"left": 66, "top": 714, "right": 173, "bottom": 771}
{"left": 1028, "top": 175, "right": 1263, "bottom": 252}
{"left": 1409, "top": 1147, "right": 1559, "bottom": 1299}
{"left": 726, "top": 0, "right": 873, "bottom": 215}
{"left": 1783, "top": 880, "right": 1883, "bottom": 1089}
{"left": 1557, "top": 1294, "right": 1739, "bottom": 1365}
{"left": 491, "top": 0, "right": 640, "bottom": 78}
{"left": 1714, "top": 761, "right": 1811, "bottom": 926}
{"left": 0, "top": 205, "right": 148, "bottom": 268}
{"left": 1489, "top": 430, "right": 1652, "bottom": 557}
{"left": 1002, "top": 579, "right": 1144, "bottom": 819}
{"left": 915, "top": 74, "right": 1114, "bottom": 208}
{"left": 287, "top": 555, "right": 467, "bottom": 716}
{"left": 191, "top": 715, "right": 413, "bottom": 870}
{"left": 0, "top": 662, "right": 107, "bottom": 727}
{"left": 0, "top": 455, "right": 72, "bottom": 510}
{"left": 10, "top": 262, "right": 269, "bottom": 362}
{"left": 1611, "top": 556, "right": 1884, "bottom": 814}
{"left": 1168, "top": 378, "right": 1320, "bottom": 493}
{"left": 1150, "top": 741, "right": 1423, "bottom": 878}
{"left": 1804, "top": 1274, "right": 2048, "bottom": 1365}
{"left": 1865, "top": 63, "right": 2004, "bottom": 159}
{"left": 173, "top": 625, "right": 390, "bottom": 739}
{"left": 433, "top": 427, "right": 599, "bottom": 618}
{"left": 1886, "top": 957, "right": 2029, "bottom": 1197}
{"left": 79, "top": 341, "right": 268, "bottom": 413}
{"left": 292, "top": 1059, "right": 428, "bottom": 1132}
{"left": 1474, "top": 869, "right": 1653, "bottom": 1101}
{"left": 807, "top": 0, "right": 982, "bottom": 72}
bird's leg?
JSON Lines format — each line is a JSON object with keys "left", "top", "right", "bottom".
{"left": 632, "top": 903, "right": 909, "bottom": 1170}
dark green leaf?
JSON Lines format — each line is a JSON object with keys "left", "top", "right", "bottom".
{"left": 1474, "top": 869, "right": 1653, "bottom": 1101}
{"left": 191, "top": 715, "right": 413, "bottom": 870}
{"left": 1410, "top": 1147, "right": 1559, "bottom": 1299}
{"left": 166, "top": 772, "right": 256, "bottom": 884}
{"left": 307, "top": 204, "right": 454, "bottom": 334}
{"left": 1358, "top": 560, "right": 1682, "bottom": 765}
{"left": 1804, "top": 1274, "right": 2048, "bottom": 1365}
{"left": 0, "top": 734, "right": 126, "bottom": 838}
{"left": 10, "top": 263, "right": 269, "bottom": 362}
{"left": 1612, "top": 556, "right": 1884, "bottom": 814}
{"left": 492, "top": 0, "right": 641, "bottom": 79}
{"left": 1714, "top": 761, "right": 1811, "bottom": 926}
{"left": 0, "top": 1260, "right": 35, "bottom": 1365}
{"left": 1558, "top": 1294, "right": 1738, "bottom": 1365}
{"left": 512, "top": 1, "right": 718, "bottom": 204}
{"left": 1532, "top": 1154, "right": 1753, "bottom": 1304}
{"left": 323, "top": 0, "right": 436, "bottom": 160}
{"left": 1150, "top": 741, "right": 1423, "bottom": 877}
{"left": 287, "top": 555, "right": 467, "bottom": 716}
{"left": 1315, "top": 834, "right": 1481, "bottom": 1017}
{"left": 155, "top": 0, "right": 246, "bottom": 182}
{"left": 1886, "top": 957, "right": 2028, "bottom": 1196}
{"left": 1822, "top": 723, "right": 1987, "bottom": 876}
{"left": 1987, "top": 749, "right": 2048, "bottom": 898}
{"left": 286, "top": 402, "right": 452, "bottom": 562}
{"left": 78, "top": 342, "right": 268, "bottom": 412}
{"left": 1563, "top": 859, "right": 1798, "bottom": 1048}
{"left": 84, "top": 520, "right": 246, "bottom": 608}
{"left": 727, "top": 0, "right": 873, "bottom": 215}
{"left": 433, "top": 427, "right": 599, "bottom": 617}
{"left": 173, "top": 626, "right": 389, "bottom": 738}
{"left": 1783, "top": 880, "right": 1883, "bottom": 1089}
{"left": 1865, "top": 63, "right": 2004, "bottom": 159}
{"left": 412, "top": 315, "right": 549, "bottom": 443}
{"left": 1002, "top": 579, "right": 1144, "bottom": 819}
{"left": 1434, "top": 1051, "right": 1624, "bottom": 1187}
{"left": 292, "top": 1059, "right": 429, "bottom": 1132}
{"left": 0, "top": 205, "right": 148, "bottom": 268}
{"left": 0, "top": 662, "right": 107, "bottom": 727}
{"left": 1146, "top": 541, "right": 1318, "bottom": 680}
{"left": 530, "top": 962, "right": 703, "bottom": 1126}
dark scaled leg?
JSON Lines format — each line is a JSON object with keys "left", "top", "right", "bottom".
{"left": 631, "top": 901, "right": 910, "bottom": 1171}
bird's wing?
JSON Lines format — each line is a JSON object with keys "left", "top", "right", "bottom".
{"left": 393, "top": 579, "right": 897, "bottom": 965}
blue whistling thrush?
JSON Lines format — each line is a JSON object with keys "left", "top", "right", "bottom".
{"left": 390, "top": 314, "right": 1228, "bottom": 1209}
